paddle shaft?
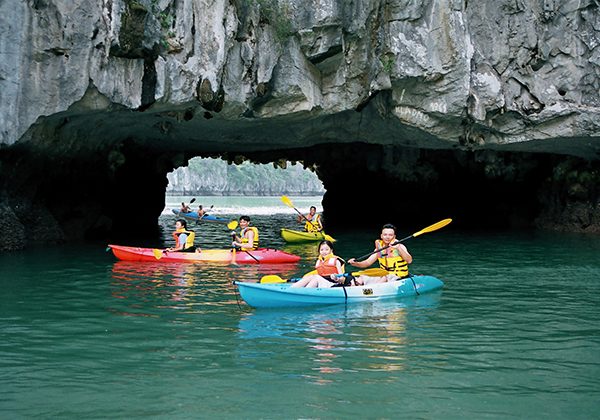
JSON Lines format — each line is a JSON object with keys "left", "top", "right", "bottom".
{"left": 293, "top": 206, "right": 319, "bottom": 230}
{"left": 354, "top": 219, "right": 452, "bottom": 261}
{"left": 240, "top": 248, "right": 260, "bottom": 263}
{"left": 354, "top": 236, "right": 412, "bottom": 262}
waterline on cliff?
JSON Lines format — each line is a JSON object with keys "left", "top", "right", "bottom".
{"left": 162, "top": 195, "right": 324, "bottom": 216}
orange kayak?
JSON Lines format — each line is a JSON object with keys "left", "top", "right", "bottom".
{"left": 108, "top": 244, "right": 301, "bottom": 264}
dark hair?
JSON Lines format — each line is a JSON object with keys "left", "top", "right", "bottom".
{"left": 198, "top": 205, "right": 203, "bottom": 209}
{"left": 239, "top": 215, "right": 251, "bottom": 222}
{"left": 176, "top": 219, "right": 187, "bottom": 228}
{"left": 382, "top": 223, "right": 396, "bottom": 233}
{"left": 318, "top": 240, "right": 335, "bottom": 253}
{"left": 310, "top": 206, "right": 317, "bottom": 211}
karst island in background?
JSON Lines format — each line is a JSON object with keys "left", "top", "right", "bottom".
{"left": 166, "top": 158, "right": 325, "bottom": 196}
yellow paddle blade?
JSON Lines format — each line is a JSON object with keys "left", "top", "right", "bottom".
{"left": 412, "top": 218, "right": 452, "bottom": 237}
{"left": 260, "top": 275, "right": 287, "bottom": 284}
{"left": 152, "top": 249, "right": 163, "bottom": 260}
{"left": 280, "top": 195, "right": 293, "bottom": 208}
{"left": 351, "top": 267, "right": 388, "bottom": 277}
{"left": 227, "top": 220, "right": 238, "bottom": 230}
{"left": 323, "top": 232, "right": 336, "bottom": 243}
{"left": 302, "top": 269, "right": 317, "bottom": 278}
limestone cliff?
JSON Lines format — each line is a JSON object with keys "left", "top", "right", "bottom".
{"left": 0, "top": 0, "right": 599, "bottom": 250}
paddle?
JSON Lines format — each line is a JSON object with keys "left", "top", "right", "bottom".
{"left": 228, "top": 220, "right": 238, "bottom": 264}
{"left": 260, "top": 275, "right": 286, "bottom": 284}
{"left": 354, "top": 218, "right": 453, "bottom": 261}
{"left": 178, "top": 198, "right": 196, "bottom": 214}
{"left": 351, "top": 267, "right": 389, "bottom": 276}
{"left": 280, "top": 196, "right": 336, "bottom": 242}
{"left": 227, "top": 220, "right": 260, "bottom": 263}
{"left": 196, "top": 205, "right": 215, "bottom": 225}
{"left": 199, "top": 204, "right": 215, "bottom": 220}
{"left": 152, "top": 249, "right": 164, "bottom": 260}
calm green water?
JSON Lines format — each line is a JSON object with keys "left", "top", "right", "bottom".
{"left": 1, "top": 197, "right": 600, "bottom": 418}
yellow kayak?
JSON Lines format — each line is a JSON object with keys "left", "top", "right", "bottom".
{"left": 280, "top": 228, "right": 335, "bottom": 243}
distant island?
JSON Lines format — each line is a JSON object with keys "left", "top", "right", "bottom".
{"left": 166, "top": 158, "right": 325, "bottom": 196}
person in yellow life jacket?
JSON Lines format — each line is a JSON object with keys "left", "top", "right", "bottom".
{"left": 231, "top": 215, "right": 259, "bottom": 250}
{"left": 297, "top": 206, "right": 323, "bottom": 232}
{"left": 291, "top": 240, "right": 347, "bottom": 288}
{"left": 348, "top": 223, "right": 412, "bottom": 285}
{"left": 167, "top": 219, "right": 197, "bottom": 253}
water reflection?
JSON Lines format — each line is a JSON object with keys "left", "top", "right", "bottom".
{"left": 109, "top": 262, "right": 203, "bottom": 314}
{"left": 236, "top": 293, "right": 442, "bottom": 383}
{"left": 108, "top": 259, "right": 303, "bottom": 316}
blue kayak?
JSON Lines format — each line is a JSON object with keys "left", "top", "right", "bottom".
{"left": 233, "top": 275, "right": 444, "bottom": 308}
{"left": 171, "top": 209, "right": 229, "bottom": 223}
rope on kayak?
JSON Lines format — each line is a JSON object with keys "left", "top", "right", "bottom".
{"left": 408, "top": 274, "right": 420, "bottom": 296}
{"left": 342, "top": 286, "right": 348, "bottom": 304}
{"left": 231, "top": 281, "right": 242, "bottom": 310}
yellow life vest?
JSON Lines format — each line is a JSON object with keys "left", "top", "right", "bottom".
{"left": 173, "top": 228, "right": 196, "bottom": 250}
{"left": 375, "top": 239, "right": 408, "bottom": 277}
{"left": 241, "top": 226, "right": 259, "bottom": 249}
{"left": 305, "top": 213, "right": 322, "bottom": 232}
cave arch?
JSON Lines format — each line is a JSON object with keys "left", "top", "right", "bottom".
{"left": 1, "top": 106, "right": 599, "bottom": 251}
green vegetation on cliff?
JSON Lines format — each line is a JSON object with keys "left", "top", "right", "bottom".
{"left": 167, "top": 158, "right": 324, "bottom": 195}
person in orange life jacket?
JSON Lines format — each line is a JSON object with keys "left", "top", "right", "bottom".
{"left": 297, "top": 206, "right": 323, "bottom": 232}
{"left": 291, "top": 240, "right": 346, "bottom": 288}
{"left": 348, "top": 223, "right": 412, "bottom": 285}
{"left": 231, "top": 215, "right": 259, "bottom": 250}
{"left": 167, "top": 219, "right": 197, "bottom": 253}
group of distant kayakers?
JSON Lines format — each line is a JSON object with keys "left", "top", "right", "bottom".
{"left": 180, "top": 202, "right": 206, "bottom": 218}
{"left": 168, "top": 201, "right": 412, "bottom": 288}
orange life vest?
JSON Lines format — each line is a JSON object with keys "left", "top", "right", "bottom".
{"left": 316, "top": 253, "right": 342, "bottom": 277}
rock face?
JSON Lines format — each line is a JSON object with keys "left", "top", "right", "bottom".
{"left": 166, "top": 158, "right": 325, "bottom": 195}
{"left": 1, "top": 0, "right": 599, "bottom": 250}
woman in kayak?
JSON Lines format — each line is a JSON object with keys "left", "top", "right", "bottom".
{"left": 231, "top": 216, "right": 259, "bottom": 250}
{"left": 291, "top": 240, "right": 349, "bottom": 288}
{"left": 167, "top": 219, "right": 197, "bottom": 253}
{"left": 348, "top": 223, "right": 412, "bottom": 285}
{"left": 297, "top": 206, "right": 323, "bottom": 232}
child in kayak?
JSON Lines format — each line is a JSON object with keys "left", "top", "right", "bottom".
{"left": 291, "top": 240, "right": 349, "bottom": 288}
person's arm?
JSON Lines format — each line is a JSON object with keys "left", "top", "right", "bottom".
{"left": 347, "top": 252, "right": 378, "bottom": 268}
{"left": 231, "top": 231, "right": 240, "bottom": 247}
{"left": 328, "top": 259, "right": 346, "bottom": 282}
{"left": 396, "top": 244, "right": 412, "bottom": 264}
{"left": 169, "top": 233, "right": 186, "bottom": 251}
{"left": 240, "top": 230, "right": 255, "bottom": 249}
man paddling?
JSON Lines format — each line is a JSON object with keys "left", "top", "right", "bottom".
{"left": 231, "top": 216, "right": 259, "bottom": 250}
{"left": 348, "top": 223, "right": 412, "bottom": 285}
{"left": 297, "top": 206, "right": 323, "bottom": 232}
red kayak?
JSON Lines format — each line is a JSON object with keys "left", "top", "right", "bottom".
{"left": 108, "top": 244, "right": 301, "bottom": 264}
